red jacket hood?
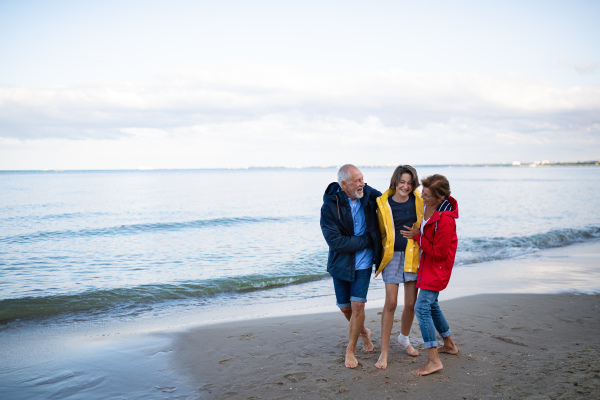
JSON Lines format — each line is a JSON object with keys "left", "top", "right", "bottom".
{"left": 427, "top": 195, "right": 459, "bottom": 224}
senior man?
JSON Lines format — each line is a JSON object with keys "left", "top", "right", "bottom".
{"left": 320, "top": 164, "right": 382, "bottom": 368}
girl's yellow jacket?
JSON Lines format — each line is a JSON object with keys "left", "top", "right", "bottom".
{"left": 374, "top": 189, "right": 424, "bottom": 277}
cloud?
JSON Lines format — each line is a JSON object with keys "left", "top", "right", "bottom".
{"left": 120, "top": 127, "right": 169, "bottom": 139}
{"left": 557, "top": 58, "right": 600, "bottom": 75}
{"left": 575, "top": 62, "right": 600, "bottom": 75}
{"left": 2, "top": 111, "right": 599, "bottom": 170}
{"left": 558, "top": 57, "right": 570, "bottom": 67}
{"left": 1, "top": 66, "right": 599, "bottom": 140}
{"left": 1, "top": 65, "right": 599, "bottom": 168}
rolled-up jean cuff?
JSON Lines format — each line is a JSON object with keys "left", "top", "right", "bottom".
{"left": 337, "top": 302, "right": 351, "bottom": 308}
{"left": 440, "top": 329, "right": 452, "bottom": 338}
{"left": 350, "top": 296, "right": 367, "bottom": 303}
{"left": 423, "top": 329, "right": 452, "bottom": 348}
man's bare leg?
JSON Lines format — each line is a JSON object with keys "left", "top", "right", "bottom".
{"left": 343, "top": 301, "right": 367, "bottom": 368}
{"left": 399, "top": 281, "right": 419, "bottom": 357}
{"left": 412, "top": 347, "right": 443, "bottom": 376}
{"left": 362, "top": 326, "right": 374, "bottom": 352}
{"left": 341, "top": 306, "right": 374, "bottom": 353}
{"left": 438, "top": 335, "right": 458, "bottom": 354}
{"left": 375, "top": 283, "right": 398, "bottom": 369}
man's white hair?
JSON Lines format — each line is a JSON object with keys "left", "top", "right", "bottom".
{"left": 337, "top": 164, "right": 357, "bottom": 185}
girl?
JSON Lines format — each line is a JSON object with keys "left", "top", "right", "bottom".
{"left": 374, "top": 165, "right": 423, "bottom": 369}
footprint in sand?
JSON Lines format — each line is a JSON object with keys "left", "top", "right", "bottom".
{"left": 491, "top": 335, "right": 528, "bottom": 347}
{"left": 471, "top": 369, "right": 489, "bottom": 376}
{"left": 284, "top": 372, "right": 308, "bottom": 382}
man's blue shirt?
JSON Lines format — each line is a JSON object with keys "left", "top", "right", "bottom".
{"left": 349, "top": 197, "right": 374, "bottom": 270}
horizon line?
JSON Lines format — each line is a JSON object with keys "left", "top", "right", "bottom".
{"left": 1, "top": 160, "right": 599, "bottom": 173}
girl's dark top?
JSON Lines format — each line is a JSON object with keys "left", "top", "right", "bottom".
{"left": 388, "top": 192, "right": 418, "bottom": 251}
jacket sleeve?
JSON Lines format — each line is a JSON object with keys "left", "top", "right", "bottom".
{"left": 320, "top": 206, "right": 371, "bottom": 254}
{"left": 376, "top": 201, "right": 387, "bottom": 242}
{"left": 415, "top": 214, "right": 455, "bottom": 262}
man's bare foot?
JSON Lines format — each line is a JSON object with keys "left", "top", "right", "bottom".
{"left": 345, "top": 352, "right": 359, "bottom": 368}
{"left": 362, "top": 327, "right": 374, "bottom": 352}
{"left": 405, "top": 344, "right": 419, "bottom": 357}
{"left": 412, "top": 360, "right": 443, "bottom": 376}
{"left": 438, "top": 344, "right": 459, "bottom": 354}
{"left": 375, "top": 353, "right": 388, "bottom": 369}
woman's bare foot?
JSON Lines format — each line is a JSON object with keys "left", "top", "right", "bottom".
{"left": 362, "top": 327, "right": 374, "bottom": 352}
{"left": 345, "top": 351, "right": 359, "bottom": 368}
{"left": 438, "top": 344, "right": 459, "bottom": 354}
{"left": 412, "top": 359, "right": 443, "bottom": 376}
{"left": 375, "top": 352, "right": 388, "bottom": 369}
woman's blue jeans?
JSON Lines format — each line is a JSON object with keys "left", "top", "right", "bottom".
{"left": 415, "top": 289, "right": 452, "bottom": 348}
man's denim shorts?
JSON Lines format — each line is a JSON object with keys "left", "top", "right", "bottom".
{"left": 332, "top": 267, "right": 372, "bottom": 308}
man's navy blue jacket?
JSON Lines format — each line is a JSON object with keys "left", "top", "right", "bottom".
{"left": 320, "top": 182, "right": 382, "bottom": 282}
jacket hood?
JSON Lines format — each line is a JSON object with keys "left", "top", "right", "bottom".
{"left": 443, "top": 196, "right": 459, "bottom": 219}
{"left": 323, "top": 182, "right": 379, "bottom": 205}
{"left": 425, "top": 195, "right": 459, "bottom": 225}
{"left": 323, "top": 182, "right": 342, "bottom": 202}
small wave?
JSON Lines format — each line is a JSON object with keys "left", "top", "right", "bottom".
{"left": 0, "top": 273, "right": 327, "bottom": 323}
{"left": 0, "top": 215, "right": 304, "bottom": 245}
{"left": 457, "top": 226, "right": 600, "bottom": 266}
{"left": 1, "top": 211, "right": 95, "bottom": 223}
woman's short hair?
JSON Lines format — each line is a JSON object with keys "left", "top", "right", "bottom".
{"left": 389, "top": 165, "right": 419, "bottom": 190}
{"left": 421, "top": 174, "right": 451, "bottom": 199}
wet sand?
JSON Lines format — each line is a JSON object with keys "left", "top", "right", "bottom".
{"left": 172, "top": 293, "right": 600, "bottom": 399}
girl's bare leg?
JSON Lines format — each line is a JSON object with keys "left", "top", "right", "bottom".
{"left": 375, "top": 283, "right": 399, "bottom": 369}
{"left": 399, "top": 280, "right": 419, "bottom": 356}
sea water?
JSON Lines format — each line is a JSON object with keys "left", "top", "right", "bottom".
{"left": 1, "top": 166, "right": 600, "bottom": 326}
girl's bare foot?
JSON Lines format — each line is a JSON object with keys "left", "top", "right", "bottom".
{"left": 375, "top": 352, "right": 388, "bottom": 369}
{"left": 405, "top": 344, "right": 419, "bottom": 357}
{"left": 398, "top": 334, "right": 419, "bottom": 356}
{"left": 345, "top": 352, "right": 359, "bottom": 368}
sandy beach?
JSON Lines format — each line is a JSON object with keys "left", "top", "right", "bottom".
{"left": 1, "top": 242, "right": 600, "bottom": 399}
{"left": 173, "top": 293, "right": 600, "bottom": 399}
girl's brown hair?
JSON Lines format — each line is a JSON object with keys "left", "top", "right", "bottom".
{"left": 389, "top": 165, "right": 419, "bottom": 191}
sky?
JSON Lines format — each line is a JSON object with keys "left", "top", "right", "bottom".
{"left": 0, "top": 0, "right": 599, "bottom": 170}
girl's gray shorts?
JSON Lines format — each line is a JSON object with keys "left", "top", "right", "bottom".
{"left": 381, "top": 251, "right": 418, "bottom": 284}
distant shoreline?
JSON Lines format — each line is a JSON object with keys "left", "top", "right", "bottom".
{"left": 1, "top": 161, "right": 599, "bottom": 173}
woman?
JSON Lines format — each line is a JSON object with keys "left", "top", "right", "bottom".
{"left": 374, "top": 165, "right": 424, "bottom": 370}
{"left": 401, "top": 174, "right": 459, "bottom": 376}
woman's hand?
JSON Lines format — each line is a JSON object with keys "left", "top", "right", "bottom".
{"left": 400, "top": 225, "right": 419, "bottom": 239}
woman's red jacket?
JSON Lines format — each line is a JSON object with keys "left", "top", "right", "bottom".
{"left": 414, "top": 196, "right": 459, "bottom": 292}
